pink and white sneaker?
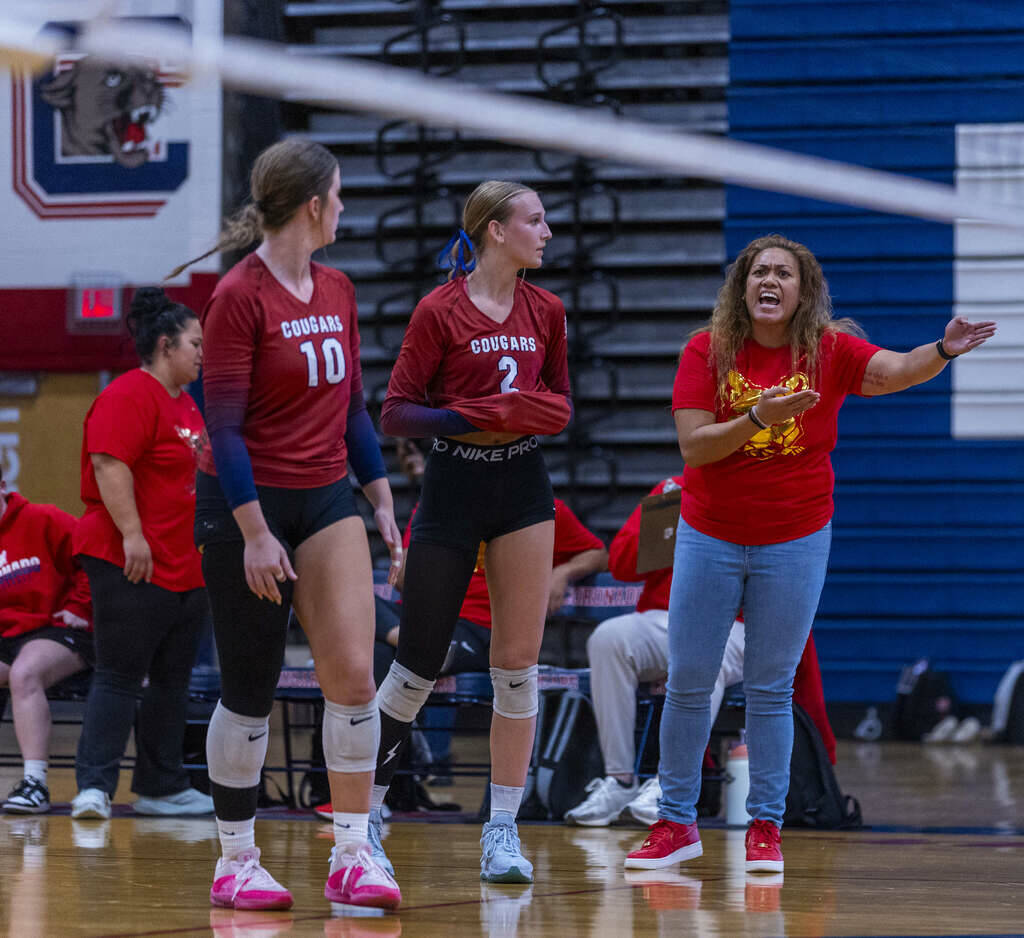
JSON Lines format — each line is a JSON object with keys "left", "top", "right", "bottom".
{"left": 324, "top": 844, "right": 402, "bottom": 911}
{"left": 210, "top": 847, "right": 294, "bottom": 910}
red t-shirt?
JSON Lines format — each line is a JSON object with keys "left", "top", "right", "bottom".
{"left": 382, "top": 277, "right": 570, "bottom": 430}
{"left": 402, "top": 498, "right": 604, "bottom": 630}
{"left": 608, "top": 475, "right": 683, "bottom": 613}
{"left": 0, "top": 493, "right": 92, "bottom": 639}
{"left": 198, "top": 254, "right": 365, "bottom": 488}
{"left": 75, "top": 369, "right": 205, "bottom": 592}
{"left": 672, "top": 330, "right": 880, "bottom": 545}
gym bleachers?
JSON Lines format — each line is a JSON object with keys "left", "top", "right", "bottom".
{"left": 278, "top": 0, "right": 729, "bottom": 544}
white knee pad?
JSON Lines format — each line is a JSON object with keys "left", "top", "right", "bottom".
{"left": 491, "top": 665, "right": 538, "bottom": 719}
{"left": 206, "top": 701, "right": 269, "bottom": 789}
{"left": 378, "top": 661, "right": 435, "bottom": 724}
{"left": 323, "top": 697, "right": 380, "bottom": 774}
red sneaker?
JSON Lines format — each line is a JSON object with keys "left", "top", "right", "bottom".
{"left": 623, "top": 819, "right": 702, "bottom": 869}
{"left": 745, "top": 819, "right": 784, "bottom": 873}
{"left": 314, "top": 802, "right": 333, "bottom": 820}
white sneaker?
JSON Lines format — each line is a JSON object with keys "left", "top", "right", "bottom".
{"left": 71, "top": 788, "right": 111, "bottom": 820}
{"left": 564, "top": 777, "right": 638, "bottom": 826}
{"left": 625, "top": 777, "right": 661, "bottom": 827}
{"left": 133, "top": 787, "right": 214, "bottom": 815}
{"left": 3, "top": 776, "right": 50, "bottom": 814}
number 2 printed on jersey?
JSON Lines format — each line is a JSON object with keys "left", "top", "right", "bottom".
{"left": 498, "top": 355, "right": 520, "bottom": 393}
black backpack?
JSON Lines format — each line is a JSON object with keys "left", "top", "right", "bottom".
{"left": 785, "top": 702, "right": 862, "bottom": 829}
{"left": 892, "top": 659, "right": 958, "bottom": 741}
{"left": 991, "top": 661, "right": 1024, "bottom": 744}
{"left": 520, "top": 689, "right": 604, "bottom": 820}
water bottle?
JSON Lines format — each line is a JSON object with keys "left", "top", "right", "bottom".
{"left": 724, "top": 731, "right": 751, "bottom": 826}
{"left": 854, "top": 705, "right": 883, "bottom": 741}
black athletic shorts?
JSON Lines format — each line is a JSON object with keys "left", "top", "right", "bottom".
{"left": 0, "top": 625, "right": 95, "bottom": 668}
{"left": 194, "top": 469, "right": 360, "bottom": 553}
{"left": 411, "top": 435, "right": 554, "bottom": 551}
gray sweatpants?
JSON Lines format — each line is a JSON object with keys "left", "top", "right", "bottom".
{"left": 587, "top": 611, "right": 745, "bottom": 777}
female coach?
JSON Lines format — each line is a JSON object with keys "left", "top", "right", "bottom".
{"left": 625, "top": 234, "right": 995, "bottom": 875}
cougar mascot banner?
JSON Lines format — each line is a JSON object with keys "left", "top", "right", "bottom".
{"left": 0, "top": 0, "right": 222, "bottom": 370}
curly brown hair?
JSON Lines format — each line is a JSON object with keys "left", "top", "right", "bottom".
{"left": 696, "top": 234, "right": 863, "bottom": 401}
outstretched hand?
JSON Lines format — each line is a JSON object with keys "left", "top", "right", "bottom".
{"left": 942, "top": 316, "right": 997, "bottom": 356}
{"left": 755, "top": 386, "right": 820, "bottom": 426}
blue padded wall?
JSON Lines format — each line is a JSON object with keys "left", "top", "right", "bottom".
{"left": 728, "top": 0, "right": 1024, "bottom": 703}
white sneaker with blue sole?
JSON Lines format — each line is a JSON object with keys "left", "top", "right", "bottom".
{"left": 480, "top": 811, "right": 533, "bottom": 884}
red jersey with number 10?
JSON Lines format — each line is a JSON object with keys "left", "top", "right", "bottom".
{"left": 198, "top": 254, "right": 365, "bottom": 489}
{"left": 384, "top": 278, "right": 570, "bottom": 418}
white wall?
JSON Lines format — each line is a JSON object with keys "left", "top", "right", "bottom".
{"left": 954, "top": 123, "right": 1024, "bottom": 439}
{"left": 0, "top": 0, "right": 222, "bottom": 289}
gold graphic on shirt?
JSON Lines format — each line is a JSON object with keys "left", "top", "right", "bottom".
{"left": 175, "top": 424, "right": 207, "bottom": 494}
{"left": 726, "top": 370, "right": 810, "bottom": 459}
{"left": 474, "top": 540, "right": 487, "bottom": 573}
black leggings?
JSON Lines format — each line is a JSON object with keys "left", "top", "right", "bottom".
{"left": 194, "top": 470, "right": 359, "bottom": 717}
{"left": 396, "top": 436, "right": 553, "bottom": 681}
{"left": 201, "top": 541, "right": 291, "bottom": 718}
{"left": 374, "top": 594, "right": 491, "bottom": 686}
{"left": 375, "top": 438, "right": 552, "bottom": 787}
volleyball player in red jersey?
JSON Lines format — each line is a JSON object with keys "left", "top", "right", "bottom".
{"left": 369, "top": 181, "right": 571, "bottom": 885}
{"left": 172, "top": 139, "right": 402, "bottom": 912}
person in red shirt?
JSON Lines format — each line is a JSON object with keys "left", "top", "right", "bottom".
{"left": 564, "top": 474, "right": 836, "bottom": 828}
{"left": 71, "top": 287, "right": 212, "bottom": 823}
{"left": 626, "top": 234, "right": 996, "bottom": 876}
{"left": 372, "top": 181, "right": 571, "bottom": 886}
{"left": 0, "top": 467, "right": 92, "bottom": 815}
{"left": 178, "top": 139, "right": 402, "bottom": 913}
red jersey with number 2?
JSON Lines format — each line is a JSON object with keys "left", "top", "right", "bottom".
{"left": 198, "top": 254, "right": 365, "bottom": 488}
{"left": 384, "top": 278, "right": 570, "bottom": 422}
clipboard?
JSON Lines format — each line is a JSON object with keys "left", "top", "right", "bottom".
{"left": 636, "top": 487, "right": 682, "bottom": 574}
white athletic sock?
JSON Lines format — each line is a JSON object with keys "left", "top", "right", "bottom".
{"left": 490, "top": 783, "right": 524, "bottom": 820}
{"left": 370, "top": 784, "right": 389, "bottom": 813}
{"left": 217, "top": 816, "right": 256, "bottom": 860}
{"left": 24, "top": 760, "right": 47, "bottom": 785}
{"left": 333, "top": 811, "right": 369, "bottom": 853}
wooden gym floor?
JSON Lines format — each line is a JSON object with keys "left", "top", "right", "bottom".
{"left": 1, "top": 716, "right": 1023, "bottom": 937}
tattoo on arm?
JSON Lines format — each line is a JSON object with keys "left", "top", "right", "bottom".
{"left": 862, "top": 369, "right": 887, "bottom": 389}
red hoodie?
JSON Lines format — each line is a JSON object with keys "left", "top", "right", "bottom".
{"left": 0, "top": 492, "right": 92, "bottom": 639}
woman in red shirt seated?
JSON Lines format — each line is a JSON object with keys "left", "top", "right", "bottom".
{"left": 0, "top": 467, "right": 92, "bottom": 815}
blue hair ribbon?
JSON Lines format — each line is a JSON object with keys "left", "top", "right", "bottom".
{"left": 437, "top": 229, "right": 476, "bottom": 275}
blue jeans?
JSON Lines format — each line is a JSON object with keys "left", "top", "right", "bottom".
{"left": 658, "top": 518, "right": 832, "bottom": 827}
